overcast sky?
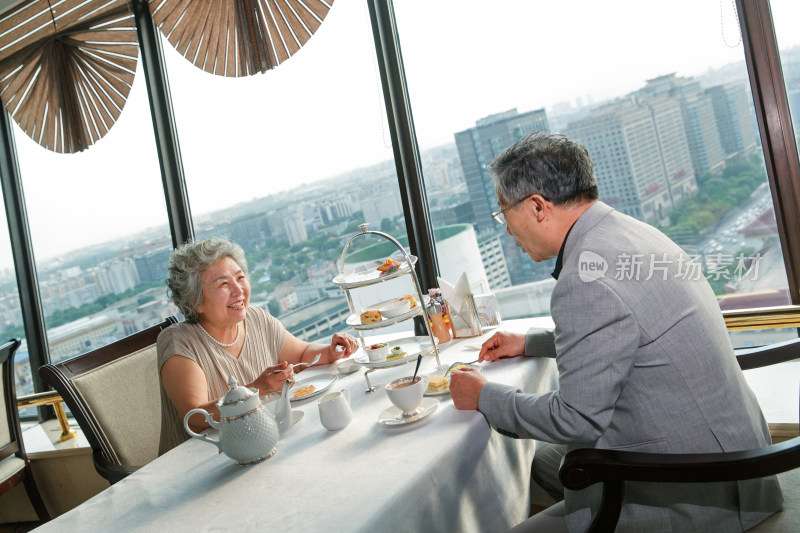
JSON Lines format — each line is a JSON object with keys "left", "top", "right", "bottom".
{"left": 2, "top": 0, "right": 799, "bottom": 272}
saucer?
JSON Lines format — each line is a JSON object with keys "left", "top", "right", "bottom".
{"left": 378, "top": 397, "right": 439, "bottom": 426}
{"left": 337, "top": 358, "right": 361, "bottom": 375}
{"left": 291, "top": 410, "right": 304, "bottom": 426}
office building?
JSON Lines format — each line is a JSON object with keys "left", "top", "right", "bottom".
{"left": 706, "top": 83, "right": 759, "bottom": 159}
{"left": 455, "top": 108, "right": 550, "bottom": 234}
{"left": 284, "top": 210, "right": 308, "bottom": 246}
{"left": 565, "top": 97, "right": 697, "bottom": 225}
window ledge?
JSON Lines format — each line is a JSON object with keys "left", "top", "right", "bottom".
{"left": 22, "top": 418, "right": 91, "bottom": 458}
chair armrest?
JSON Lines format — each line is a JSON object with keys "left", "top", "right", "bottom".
{"left": 92, "top": 449, "right": 138, "bottom": 485}
{"left": 560, "top": 436, "right": 800, "bottom": 489}
{"left": 559, "top": 437, "right": 800, "bottom": 533}
{"left": 734, "top": 337, "right": 800, "bottom": 370}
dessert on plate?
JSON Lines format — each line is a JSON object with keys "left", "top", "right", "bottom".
{"left": 387, "top": 346, "right": 406, "bottom": 360}
{"left": 427, "top": 375, "right": 449, "bottom": 393}
{"left": 360, "top": 309, "right": 382, "bottom": 324}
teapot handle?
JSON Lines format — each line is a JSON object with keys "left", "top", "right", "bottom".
{"left": 184, "top": 408, "right": 221, "bottom": 451}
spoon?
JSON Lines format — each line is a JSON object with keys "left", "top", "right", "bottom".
{"left": 271, "top": 352, "right": 321, "bottom": 374}
{"left": 411, "top": 354, "right": 423, "bottom": 385}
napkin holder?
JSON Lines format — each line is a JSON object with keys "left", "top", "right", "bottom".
{"left": 447, "top": 293, "right": 482, "bottom": 338}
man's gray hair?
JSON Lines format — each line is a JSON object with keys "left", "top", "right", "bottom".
{"left": 166, "top": 238, "right": 249, "bottom": 323}
{"left": 489, "top": 131, "right": 599, "bottom": 206}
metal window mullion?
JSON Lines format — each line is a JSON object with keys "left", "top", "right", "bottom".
{"left": 133, "top": 0, "right": 193, "bottom": 248}
{"left": 367, "top": 0, "right": 439, "bottom": 291}
{"left": 737, "top": 0, "right": 800, "bottom": 302}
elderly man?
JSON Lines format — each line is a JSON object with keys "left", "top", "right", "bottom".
{"left": 448, "top": 131, "right": 782, "bottom": 532}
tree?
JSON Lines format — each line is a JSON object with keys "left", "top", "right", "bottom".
{"left": 267, "top": 298, "right": 281, "bottom": 316}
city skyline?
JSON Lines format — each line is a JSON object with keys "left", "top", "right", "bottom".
{"left": 5, "top": 0, "right": 800, "bottom": 272}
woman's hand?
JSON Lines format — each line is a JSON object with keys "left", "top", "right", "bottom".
{"left": 478, "top": 331, "right": 526, "bottom": 362}
{"left": 327, "top": 332, "right": 358, "bottom": 361}
{"left": 257, "top": 361, "right": 294, "bottom": 394}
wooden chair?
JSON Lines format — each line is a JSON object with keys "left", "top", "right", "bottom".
{"left": 559, "top": 337, "right": 800, "bottom": 532}
{"left": 39, "top": 316, "right": 178, "bottom": 485}
{"left": 1, "top": 338, "right": 49, "bottom": 521}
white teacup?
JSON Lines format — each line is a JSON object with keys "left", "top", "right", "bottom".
{"left": 318, "top": 389, "right": 353, "bottom": 431}
{"left": 385, "top": 375, "right": 429, "bottom": 417}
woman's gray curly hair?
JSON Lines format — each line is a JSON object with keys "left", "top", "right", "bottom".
{"left": 166, "top": 238, "right": 249, "bottom": 323}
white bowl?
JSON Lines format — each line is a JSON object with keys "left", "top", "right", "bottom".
{"left": 365, "top": 343, "right": 389, "bottom": 362}
{"left": 379, "top": 299, "right": 412, "bottom": 318}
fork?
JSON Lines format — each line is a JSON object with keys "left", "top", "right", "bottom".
{"left": 271, "top": 352, "right": 321, "bottom": 374}
{"left": 444, "top": 358, "right": 481, "bottom": 376}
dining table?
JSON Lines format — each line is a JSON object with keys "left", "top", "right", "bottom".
{"left": 34, "top": 317, "right": 559, "bottom": 533}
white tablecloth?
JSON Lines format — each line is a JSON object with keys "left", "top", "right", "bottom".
{"left": 36, "top": 318, "right": 558, "bottom": 533}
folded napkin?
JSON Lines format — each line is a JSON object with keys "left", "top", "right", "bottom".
{"left": 438, "top": 272, "right": 471, "bottom": 311}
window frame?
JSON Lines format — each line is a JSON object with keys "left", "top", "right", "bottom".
{"left": 1, "top": 0, "right": 798, "bottom": 418}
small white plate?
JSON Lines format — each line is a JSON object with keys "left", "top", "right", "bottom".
{"left": 289, "top": 373, "right": 337, "bottom": 402}
{"left": 354, "top": 336, "right": 435, "bottom": 369}
{"left": 332, "top": 255, "right": 418, "bottom": 289}
{"left": 290, "top": 410, "right": 304, "bottom": 426}
{"left": 424, "top": 376, "right": 451, "bottom": 397}
{"left": 378, "top": 397, "right": 439, "bottom": 426}
{"left": 345, "top": 295, "right": 430, "bottom": 330}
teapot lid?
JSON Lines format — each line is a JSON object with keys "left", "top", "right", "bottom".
{"left": 220, "top": 376, "right": 256, "bottom": 406}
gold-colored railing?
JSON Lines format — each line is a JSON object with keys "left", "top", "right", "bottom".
{"left": 723, "top": 305, "right": 800, "bottom": 331}
{"left": 17, "top": 390, "right": 76, "bottom": 441}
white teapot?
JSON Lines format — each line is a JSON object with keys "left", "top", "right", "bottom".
{"left": 261, "top": 379, "right": 293, "bottom": 435}
{"left": 184, "top": 376, "right": 280, "bottom": 466}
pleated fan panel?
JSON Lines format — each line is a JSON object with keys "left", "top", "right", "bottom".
{"left": 0, "top": 0, "right": 138, "bottom": 153}
{"left": 149, "top": 0, "right": 333, "bottom": 77}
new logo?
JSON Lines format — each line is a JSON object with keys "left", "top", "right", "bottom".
{"left": 578, "top": 251, "right": 607, "bottom": 282}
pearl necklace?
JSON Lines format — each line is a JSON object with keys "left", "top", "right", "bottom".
{"left": 197, "top": 322, "right": 241, "bottom": 348}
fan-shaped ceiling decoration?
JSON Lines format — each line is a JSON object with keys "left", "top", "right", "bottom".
{"left": 0, "top": 0, "right": 138, "bottom": 153}
{"left": 149, "top": 0, "right": 334, "bottom": 77}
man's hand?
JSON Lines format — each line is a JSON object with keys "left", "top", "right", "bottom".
{"left": 479, "top": 331, "right": 526, "bottom": 361}
{"left": 449, "top": 367, "right": 488, "bottom": 410}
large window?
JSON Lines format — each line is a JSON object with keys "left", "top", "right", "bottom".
{"left": 394, "top": 0, "right": 795, "bottom": 336}
{"left": 164, "top": 1, "right": 407, "bottom": 342}
{"left": 773, "top": 0, "right": 800, "bottom": 152}
{"left": 1, "top": 0, "right": 799, "bottom": 419}
{"left": 9, "top": 59, "right": 175, "bottom": 365}
{"left": 0, "top": 211, "right": 30, "bottom": 414}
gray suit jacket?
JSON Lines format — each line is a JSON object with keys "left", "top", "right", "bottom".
{"left": 479, "top": 202, "right": 782, "bottom": 532}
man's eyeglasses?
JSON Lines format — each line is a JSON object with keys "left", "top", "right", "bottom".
{"left": 491, "top": 194, "right": 537, "bottom": 225}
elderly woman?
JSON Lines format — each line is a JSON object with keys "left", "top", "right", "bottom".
{"left": 157, "top": 238, "right": 357, "bottom": 454}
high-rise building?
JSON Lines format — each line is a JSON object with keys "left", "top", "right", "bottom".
{"left": 565, "top": 96, "right": 697, "bottom": 225}
{"left": 635, "top": 73, "right": 727, "bottom": 177}
{"left": 454, "top": 108, "right": 550, "bottom": 285}
{"left": 318, "top": 197, "right": 353, "bottom": 225}
{"left": 134, "top": 247, "right": 173, "bottom": 284}
{"left": 705, "top": 83, "right": 759, "bottom": 159}
{"left": 284, "top": 210, "right": 308, "bottom": 246}
{"left": 478, "top": 233, "right": 511, "bottom": 289}
{"left": 455, "top": 108, "right": 549, "bottom": 234}
{"left": 107, "top": 259, "right": 140, "bottom": 294}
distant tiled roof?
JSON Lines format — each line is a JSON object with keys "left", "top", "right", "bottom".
{"left": 738, "top": 208, "right": 778, "bottom": 238}
{"left": 718, "top": 288, "right": 791, "bottom": 311}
